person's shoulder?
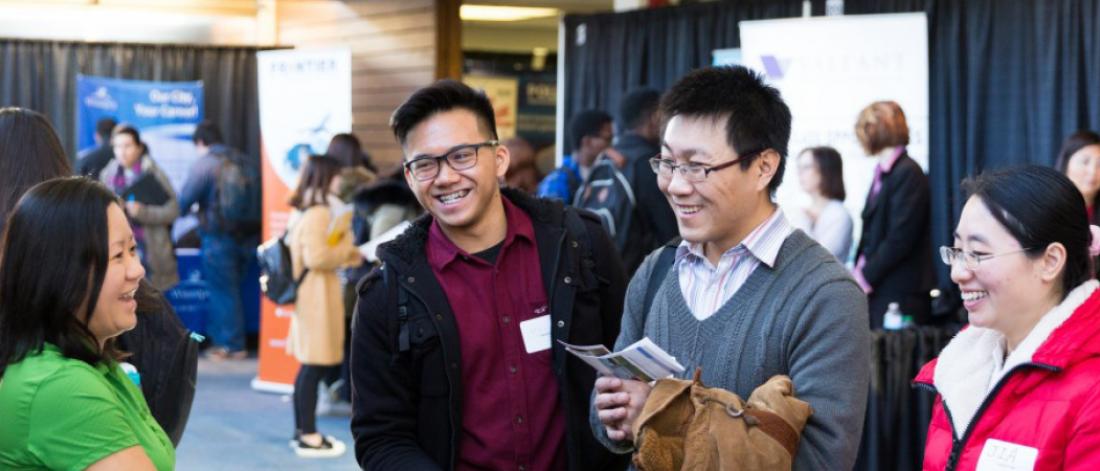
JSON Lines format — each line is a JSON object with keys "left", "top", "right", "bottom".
{"left": 7, "top": 353, "right": 112, "bottom": 407}
{"left": 780, "top": 232, "right": 853, "bottom": 281}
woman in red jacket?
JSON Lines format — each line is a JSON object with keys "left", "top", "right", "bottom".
{"left": 915, "top": 165, "right": 1100, "bottom": 470}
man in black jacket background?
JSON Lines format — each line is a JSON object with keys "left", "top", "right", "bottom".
{"left": 350, "top": 80, "right": 629, "bottom": 471}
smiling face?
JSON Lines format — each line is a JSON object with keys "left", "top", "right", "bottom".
{"left": 1065, "top": 144, "right": 1100, "bottom": 203}
{"left": 950, "top": 197, "right": 1060, "bottom": 335}
{"left": 658, "top": 114, "right": 777, "bottom": 259}
{"left": 403, "top": 108, "right": 509, "bottom": 239}
{"left": 86, "top": 203, "right": 145, "bottom": 346}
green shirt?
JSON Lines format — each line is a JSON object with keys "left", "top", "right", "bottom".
{"left": 0, "top": 344, "right": 175, "bottom": 470}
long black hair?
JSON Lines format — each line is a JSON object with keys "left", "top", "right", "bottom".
{"left": 0, "top": 107, "right": 71, "bottom": 233}
{"left": 0, "top": 177, "right": 124, "bottom": 373}
{"left": 961, "top": 165, "right": 1093, "bottom": 298}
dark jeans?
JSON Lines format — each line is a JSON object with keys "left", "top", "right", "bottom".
{"left": 201, "top": 232, "right": 257, "bottom": 351}
{"left": 294, "top": 364, "right": 339, "bottom": 435}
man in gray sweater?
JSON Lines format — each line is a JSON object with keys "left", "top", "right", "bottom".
{"left": 592, "top": 65, "right": 870, "bottom": 470}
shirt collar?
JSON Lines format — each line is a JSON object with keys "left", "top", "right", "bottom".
{"left": 675, "top": 208, "right": 792, "bottom": 269}
{"left": 427, "top": 196, "right": 535, "bottom": 269}
{"left": 878, "top": 146, "right": 906, "bottom": 173}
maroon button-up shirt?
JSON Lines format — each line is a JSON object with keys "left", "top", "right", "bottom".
{"left": 427, "top": 198, "right": 567, "bottom": 471}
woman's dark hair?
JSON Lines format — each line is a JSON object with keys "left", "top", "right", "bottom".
{"left": 327, "top": 133, "right": 376, "bottom": 172}
{"left": 0, "top": 177, "right": 125, "bottom": 374}
{"left": 289, "top": 154, "right": 343, "bottom": 209}
{"left": 0, "top": 108, "right": 72, "bottom": 233}
{"left": 961, "top": 165, "right": 1092, "bottom": 298}
{"left": 111, "top": 124, "right": 147, "bottom": 156}
{"left": 803, "top": 146, "right": 846, "bottom": 201}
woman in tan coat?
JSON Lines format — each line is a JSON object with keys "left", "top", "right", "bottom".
{"left": 286, "top": 154, "right": 362, "bottom": 458}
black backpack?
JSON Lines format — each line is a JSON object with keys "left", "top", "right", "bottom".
{"left": 574, "top": 158, "right": 653, "bottom": 273}
{"left": 257, "top": 232, "right": 308, "bottom": 305}
{"left": 116, "top": 280, "right": 200, "bottom": 446}
{"left": 212, "top": 147, "right": 261, "bottom": 236}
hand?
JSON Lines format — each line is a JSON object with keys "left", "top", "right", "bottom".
{"left": 125, "top": 201, "right": 144, "bottom": 216}
{"left": 603, "top": 147, "right": 627, "bottom": 168}
{"left": 593, "top": 376, "right": 652, "bottom": 443}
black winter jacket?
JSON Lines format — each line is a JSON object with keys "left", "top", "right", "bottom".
{"left": 350, "top": 188, "right": 630, "bottom": 471}
{"left": 856, "top": 152, "right": 934, "bottom": 327}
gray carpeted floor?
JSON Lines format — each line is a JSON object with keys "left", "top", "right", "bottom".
{"left": 175, "top": 357, "right": 358, "bottom": 470}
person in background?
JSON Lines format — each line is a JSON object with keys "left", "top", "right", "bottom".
{"left": 327, "top": 132, "right": 377, "bottom": 173}
{"left": 179, "top": 120, "right": 256, "bottom": 361}
{"left": 851, "top": 101, "right": 933, "bottom": 328}
{"left": 0, "top": 107, "right": 71, "bottom": 235}
{"left": 1056, "top": 130, "right": 1100, "bottom": 224}
{"left": 100, "top": 125, "right": 179, "bottom": 292}
{"left": 75, "top": 116, "right": 118, "bottom": 180}
{"left": 916, "top": 166, "right": 1100, "bottom": 470}
{"left": 351, "top": 79, "right": 629, "bottom": 471}
{"left": 0, "top": 177, "right": 175, "bottom": 470}
{"left": 538, "top": 110, "right": 615, "bottom": 202}
{"left": 792, "top": 146, "right": 853, "bottom": 262}
{"left": 590, "top": 65, "right": 869, "bottom": 470}
{"left": 503, "top": 136, "right": 542, "bottom": 194}
{"left": 0, "top": 107, "right": 197, "bottom": 446}
{"left": 616, "top": 88, "right": 677, "bottom": 253}
{"left": 287, "top": 154, "right": 363, "bottom": 458}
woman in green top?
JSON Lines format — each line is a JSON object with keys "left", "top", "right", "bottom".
{"left": 0, "top": 178, "right": 175, "bottom": 470}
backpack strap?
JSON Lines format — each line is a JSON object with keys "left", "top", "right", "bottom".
{"left": 642, "top": 239, "right": 679, "bottom": 317}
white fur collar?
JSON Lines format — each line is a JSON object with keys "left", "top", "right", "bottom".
{"left": 933, "top": 280, "right": 1098, "bottom": 436}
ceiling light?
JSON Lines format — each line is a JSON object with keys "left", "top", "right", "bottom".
{"left": 460, "top": 5, "right": 558, "bottom": 22}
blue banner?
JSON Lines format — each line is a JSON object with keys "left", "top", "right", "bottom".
{"left": 76, "top": 75, "right": 204, "bottom": 193}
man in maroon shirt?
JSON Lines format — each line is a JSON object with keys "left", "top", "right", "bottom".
{"left": 351, "top": 79, "right": 630, "bottom": 471}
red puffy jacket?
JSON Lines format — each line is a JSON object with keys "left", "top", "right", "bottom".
{"left": 914, "top": 282, "right": 1100, "bottom": 471}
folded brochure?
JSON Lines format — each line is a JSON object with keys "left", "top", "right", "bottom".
{"left": 559, "top": 337, "right": 685, "bottom": 382}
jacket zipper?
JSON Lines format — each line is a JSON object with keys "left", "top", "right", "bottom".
{"left": 929, "top": 362, "right": 1059, "bottom": 471}
{"left": 401, "top": 284, "right": 459, "bottom": 471}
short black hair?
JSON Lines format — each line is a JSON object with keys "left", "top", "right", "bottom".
{"left": 569, "top": 110, "right": 612, "bottom": 151}
{"left": 619, "top": 88, "right": 661, "bottom": 131}
{"left": 804, "top": 146, "right": 846, "bottom": 201}
{"left": 0, "top": 177, "right": 124, "bottom": 374}
{"left": 95, "top": 117, "right": 118, "bottom": 140}
{"left": 390, "top": 79, "right": 497, "bottom": 149}
{"left": 961, "top": 165, "right": 1092, "bottom": 299}
{"left": 660, "top": 66, "right": 792, "bottom": 195}
{"left": 192, "top": 120, "right": 224, "bottom": 146}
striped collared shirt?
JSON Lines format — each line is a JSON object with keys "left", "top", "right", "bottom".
{"left": 675, "top": 208, "right": 793, "bottom": 320}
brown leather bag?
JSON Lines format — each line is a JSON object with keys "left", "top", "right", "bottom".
{"left": 631, "top": 370, "right": 813, "bottom": 471}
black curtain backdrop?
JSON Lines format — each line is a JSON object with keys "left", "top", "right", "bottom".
{"left": 565, "top": 0, "right": 1100, "bottom": 301}
{"left": 0, "top": 39, "right": 263, "bottom": 162}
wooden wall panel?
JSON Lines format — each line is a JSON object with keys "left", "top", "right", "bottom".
{"left": 277, "top": 0, "right": 439, "bottom": 169}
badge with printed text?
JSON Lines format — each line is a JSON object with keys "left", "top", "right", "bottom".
{"left": 975, "top": 438, "right": 1038, "bottom": 471}
{"left": 520, "top": 314, "right": 552, "bottom": 354}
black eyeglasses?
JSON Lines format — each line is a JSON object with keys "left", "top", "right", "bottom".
{"left": 648, "top": 148, "right": 766, "bottom": 183}
{"left": 403, "top": 140, "right": 499, "bottom": 181}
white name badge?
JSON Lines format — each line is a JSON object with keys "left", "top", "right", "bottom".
{"left": 519, "top": 315, "right": 552, "bottom": 353}
{"left": 975, "top": 438, "right": 1038, "bottom": 471}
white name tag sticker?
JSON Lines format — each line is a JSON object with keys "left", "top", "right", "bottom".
{"left": 519, "top": 315, "right": 552, "bottom": 353}
{"left": 976, "top": 438, "right": 1038, "bottom": 471}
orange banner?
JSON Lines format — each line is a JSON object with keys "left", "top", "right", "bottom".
{"left": 255, "top": 140, "right": 299, "bottom": 391}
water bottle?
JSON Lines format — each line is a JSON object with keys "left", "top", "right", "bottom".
{"left": 883, "top": 302, "right": 905, "bottom": 330}
{"left": 119, "top": 361, "right": 141, "bottom": 386}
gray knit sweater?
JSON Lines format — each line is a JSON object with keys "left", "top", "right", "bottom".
{"left": 590, "top": 230, "right": 870, "bottom": 471}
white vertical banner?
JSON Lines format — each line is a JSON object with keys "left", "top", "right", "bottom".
{"left": 255, "top": 48, "right": 352, "bottom": 391}
{"left": 739, "top": 13, "right": 929, "bottom": 234}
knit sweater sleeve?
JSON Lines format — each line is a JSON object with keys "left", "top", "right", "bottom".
{"left": 587, "top": 249, "right": 660, "bottom": 454}
{"left": 787, "top": 277, "right": 870, "bottom": 471}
